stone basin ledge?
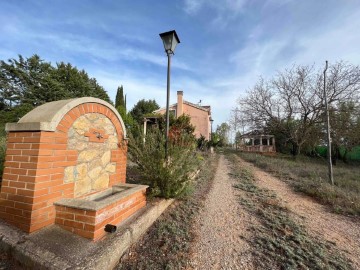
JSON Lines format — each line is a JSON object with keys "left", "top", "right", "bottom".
{"left": 54, "top": 183, "right": 148, "bottom": 211}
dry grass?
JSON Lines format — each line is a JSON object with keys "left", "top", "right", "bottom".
{"left": 234, "top": 150, "right": 360, "bottom": 216}
{"left": 227, "top": 153, "right": 353, "bottom": 269}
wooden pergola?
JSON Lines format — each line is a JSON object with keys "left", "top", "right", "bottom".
{"left": 239, "top": 130, "right": 276, "bottom": 154}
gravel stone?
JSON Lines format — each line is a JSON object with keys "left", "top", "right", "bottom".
{"left": 189, "top": 155, "right": 254, "bottom": 269}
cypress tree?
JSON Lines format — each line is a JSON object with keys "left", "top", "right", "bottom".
{"left": 115, "top": 85, "right": 125, "bottom": 109}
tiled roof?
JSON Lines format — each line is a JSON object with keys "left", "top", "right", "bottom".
{"left": 183, "top": 101, "right": 211, "bottom": 112}
{"left": 240, "top": 130, "right": 274, "bottom": 138}
{"left": 154, "top": 100, "right": 211, "bottom": 113}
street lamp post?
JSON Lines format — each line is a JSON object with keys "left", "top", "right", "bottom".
{"left": 159, "top": 30, "right": 180, "bottom": 158}
{"left": 323, "top": 60, "right": 334, "bottom": 185}
{"left": 210, "top": 117, "right": 214, "bottom": 140}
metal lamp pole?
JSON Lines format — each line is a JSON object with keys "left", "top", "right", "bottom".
{"left": 159, "top": 30, "right": 180, "bottom": 159}
{"left": 165, "top": 51, "right": 171, "bottom": 158}
{"left": 323, "top": 60, "right": 334, "bottom": 185}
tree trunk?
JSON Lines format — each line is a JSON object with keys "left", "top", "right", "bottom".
{"left": 342, "top": 149, "right": 349, "bottom": 163}
{"left": 291, "top": 143, "right": 300, "bottom": 157}
{"left": 332, "top": 144, "right": 338, "bottom": 166}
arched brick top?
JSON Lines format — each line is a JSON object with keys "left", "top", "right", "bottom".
{"left": 5, "top": 97, "right": 126, "bottom": 138}
{"left": 55, "top": 103, "right": 125, "bottom": 141}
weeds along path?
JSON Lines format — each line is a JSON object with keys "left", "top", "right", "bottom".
{"left": 189, "top": 154, "right": 254, "bottom": 270}
{"left": 236, "top": 155, "right": 360, "bottom": 269}
{"left": 118, "top": 154, "right": 219, "bottom": 269}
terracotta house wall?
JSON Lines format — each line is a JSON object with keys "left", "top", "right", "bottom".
{"left": 182, "top": 104, "right": 210, "bottom": 140}
{"left": 0, "top": 100, "right": 127, "bottom": 233}
{"left": 176, "top": 91, "right": 183, "bottom": 117}
{"left": 156, "top": 91, "right": 211, "bottom": 140}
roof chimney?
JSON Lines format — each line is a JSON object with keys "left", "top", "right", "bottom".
{"left": 177, "top": 91, "right": 183, "bottom": 118}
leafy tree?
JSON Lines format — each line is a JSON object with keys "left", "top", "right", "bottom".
{"left": 0, "top": 55, "right": 64, "bottom": 108}
{"left": 329, "top": 102, "right": 360, "bottom": 163}
{"left": 119, "top": 108, "right": 136, "bottom": 133}
{"left": 170, "top": 114, "right": 195, "bottom": 136}
{"left": 215, "top": 122, "right": 230, "bottom": 146}
{"left": 129, "top": 99, "right": 159, "bottom": 125}
{"left": 148, "top": 114, "right": 196, "bottom": 141}
{"left": 235, "top": 131, "right": 242, "bottom": 149}
{"left": 209, "top": 132, "right": 221, "bottom": 148}
{"left": 55, "top": 62, "right": 110, "bottom": 103}
{"left": 0, "top": 54, "right": 111, "bottom": 126}
{"left": 0, "top": 54, "right": 113, "bottom": 182}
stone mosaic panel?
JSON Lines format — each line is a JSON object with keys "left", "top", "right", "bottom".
{"left": 65, "top": 113, "right": 119, "bottom": 197}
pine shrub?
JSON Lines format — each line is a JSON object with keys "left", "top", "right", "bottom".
{"left": 128, "top": 129, "right": 199, "bottom": 198}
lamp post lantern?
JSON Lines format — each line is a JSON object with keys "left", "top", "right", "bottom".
{"left": 159, "top": 30, "right": 180, "bottom": 158}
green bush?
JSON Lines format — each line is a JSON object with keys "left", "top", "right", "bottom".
{"left": 196, "top": 135, "right": 207, "bottom": 151}
{"left": 128, "top": 129, "right": 199, "bottom": 198}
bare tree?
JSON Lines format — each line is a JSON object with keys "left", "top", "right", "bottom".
{"left": 237, "top": 62, "right": 360, "bottom": 156}
{"left": 229, "top": 108, "right": 247, "bottom": 148}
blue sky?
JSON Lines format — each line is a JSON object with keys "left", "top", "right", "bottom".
{"left": 1, "top": 0, "right": 360, "bottom": 128}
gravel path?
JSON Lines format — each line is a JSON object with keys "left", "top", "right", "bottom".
{"left": 189, "top": 155, "right": 254, "bottom": 270}
{"left": 238, "top": 157, "right": 360, "bottom": 269}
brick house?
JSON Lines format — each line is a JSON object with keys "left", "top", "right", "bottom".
{"left": 154, "top": 91, "right": 212, "bottom": 140}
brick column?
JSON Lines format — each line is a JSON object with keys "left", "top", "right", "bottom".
{"left": 0, "top": 131, "right": 76, "bottom": 232}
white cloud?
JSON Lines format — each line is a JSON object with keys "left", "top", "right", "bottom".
{"left": 92, "top": 68, "right": 237, "bottom": 126}
{"left": 92, "top": 70, "right": 166, "bottom": 109}
{"left": 183, "top": 0, "right": 247, "bottom": 27}
{"left": 204, "top": 5, "right": 360, "bottom": 127}
{"left": 184, "top": 0, "right": 247, "bottom": 14}
{"left": 120, "top": 48, "right": 193, "bottom": 71}
{"left": 230, "top": 39, "right": 293, "bottom": 78}
{"left": 263, "top": 0, "right": 294, "bottom": 9}
{"left": 296, "top": 9, "right": 360, "bottom": 65}
{"left": 3, "top": 0, "right": 360, "bottom": 131}
{"left": 183, "top": 0, "right": 204, "bottom": 15}
{"left": 229, "top": 5, "right": 360, "bottom": 90}
{"left": 5, "top": 27, "right": 193, "bottom": 71}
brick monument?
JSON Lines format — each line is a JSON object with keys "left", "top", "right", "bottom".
{"left": 0, "top": 97, "right": 147, "bottom": 240}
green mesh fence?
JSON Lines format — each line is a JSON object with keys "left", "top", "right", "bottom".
{"left": 316, "top": 146, "right": 360, "bottom": 161}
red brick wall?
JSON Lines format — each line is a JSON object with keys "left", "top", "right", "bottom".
{"left": 0, "top": 102, "right": 127, "bottom": 233}
{"left": 55, "top": 189, "right": 146, "bottom": 240}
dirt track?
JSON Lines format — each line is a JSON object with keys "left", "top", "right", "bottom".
{"left": 189, "top": 155, "right": 254, "bottom": 269}
{"left": 189, "top": 154, "right": 360, "bottom": 269}
{"left": 239, "top": 158, "right": 360, "bottom": 269}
